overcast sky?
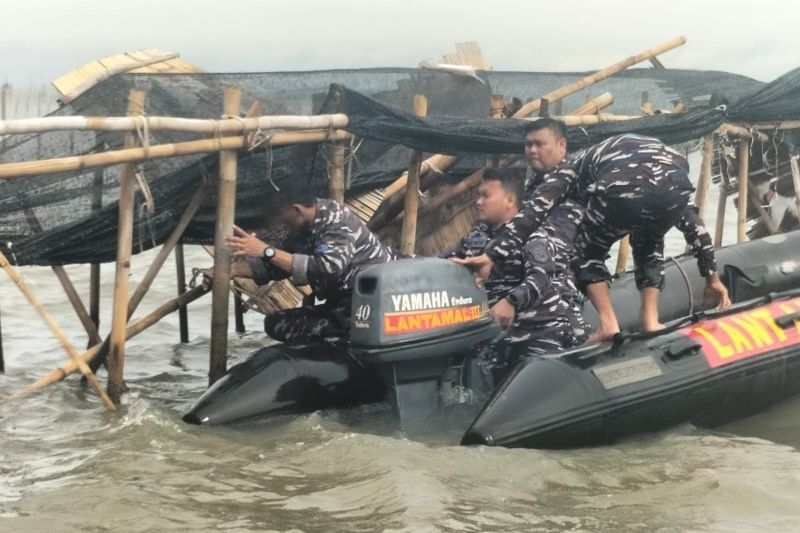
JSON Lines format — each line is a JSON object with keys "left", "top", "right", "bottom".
{"left": 2, "top": 0, "right": 799, "bottom": 88}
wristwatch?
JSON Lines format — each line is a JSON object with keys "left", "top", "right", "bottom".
{"left": 262, "top": 245, "right": 276, "bottom": 261}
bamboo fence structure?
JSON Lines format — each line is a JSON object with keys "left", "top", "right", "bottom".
{"left": 3, "top": 43, "right": 800, "bottom": 410}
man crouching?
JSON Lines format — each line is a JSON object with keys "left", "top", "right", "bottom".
{"left": 226, "top": 192, "right": 394, "bottom": 343}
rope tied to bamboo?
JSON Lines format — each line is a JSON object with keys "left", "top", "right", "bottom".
{"left": 133, "top": 165, "right": 157, "bottom": 251}
{"left": 134, "top": 114, "right": 151, "bottom": 159}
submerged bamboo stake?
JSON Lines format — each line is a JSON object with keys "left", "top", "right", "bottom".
{"left": 12, "top": 285, "right": 210, "bottom": 400}
{"left": 0, "top": 249, "right": 116, "bottom": 410}
{"left": 400, "top": 95, "right": 427, "bottom": 257}
{"left": 0, "top": 113, "right": 349, "bottom": 136}
{"left": 209, "top": 85, "right": 241, "bottom": 386}
{"left": 0, "top": 129, "right": 352, "bottom": 181}
{"left": 107, "top": 89, "right": 145, "bottom": 404}
{"left": 570, "top": 92, "right": 614, "bottom": 116}
{"left": 328, "top": 142, "right": 346, "bottom": 204}
{"left": 514, "top": 37, "right": 686, "bottom": 117}
{"left": 175, "top": 242, "right": 190, "bottom": 343}
{"left": 737, "top": 138, "right": 750, "bottom": 243}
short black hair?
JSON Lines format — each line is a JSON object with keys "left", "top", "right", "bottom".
{"left": 523, "top": 117, "right": 568, "bottom": 143}
{"left": 482, "top": 167, "right": 524, "bottom": 209}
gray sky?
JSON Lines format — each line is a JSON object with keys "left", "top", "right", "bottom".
{"left": 2, "top": 0, "right": 799, "bottom": 87}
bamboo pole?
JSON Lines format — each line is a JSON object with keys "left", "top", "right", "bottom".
{"left": 737, "top": 138, "right": 750, "bottom": 243}
{"left": 400, "top": 95, "right": 428, "bottom": 257}
{"left": 11, "top": 285, "right": 210, "bottom": 400}
{"left": 0, "top": 300, "right": 4, "bottom": 373}
{"left": 714, "top": 188, "right": 728, "bottom": 248}
{"left": 175, "top": 242, "right": 190, "bottom": 343}
{"left": 0, "top": 129, "right": 352, "bottom": 181}
{"left": 570, "top": 92, "right": 614, "bottom": 116}
{"left": 0, "top": 113, "right": 349, "bottom": 136}
{"left": 209, "top": 85, "right": 241, "bottom": 386}
{"left": 753, "top": 120, "right": 800, "bottom": 131}
{"left": 695, "top": 134, "right": 715, "bottom": 220}
{"left": 107, "top": 89, "right": 145, "bottom": 404}
{"left": 489, "top": 94, "right": 504, "bottom": 170}
{"left": 615, "top": 236, "right": 630, "bottom": 273}
{"left": 514, "top": 37, "right": 686, "bottom": 117}
{"left": 789, "top": 155, "right": 800, "bottom": 217}
{"left": 0, "top": 249, "right": 116, "bottom": 410}
{"left": 328, "top": 142, "right": 346, "bottom": 204}
{"left": 718, "top": 123, "right": 768, "bottom": 142}
{"left": 89, "top": 168, "right": 103, "bottom": 347}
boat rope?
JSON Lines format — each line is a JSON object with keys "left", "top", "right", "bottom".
{"left": 668, "top": 257, "right": 694, "bottom": 316}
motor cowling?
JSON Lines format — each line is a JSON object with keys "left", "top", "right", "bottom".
{"left": 349, "top": 258, "right": 498, "bottom": 361}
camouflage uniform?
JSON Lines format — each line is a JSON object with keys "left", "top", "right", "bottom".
{"left": 488, "top": 134, "right": 718, "bottom": 293}
{"left": 246, "top": 198, "right": 394, "bottom": 343}
{"left": 440, "top": 223, "right": 524, "bottom": 305}
{"left": 503, "top": 200, "right": 590, "bottom": 357}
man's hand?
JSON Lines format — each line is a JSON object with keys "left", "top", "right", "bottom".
{"left": 451, "top": 253, "right": 495, "bottom": 286}
{"left": 227, "top": 225, "right": 268, "bottom": 257}
{"left": 490, "top": 298, "right": 516, "bottom": 330}
{"left": 704, "top": 272, "right": 731, "bottom": 312}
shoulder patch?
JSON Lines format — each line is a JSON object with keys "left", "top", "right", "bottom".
{"left": 527, "top": 239, "right": 552, "bottom": 264}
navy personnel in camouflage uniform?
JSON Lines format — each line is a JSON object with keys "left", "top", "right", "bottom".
{"left": 227, "top": 192, "right": 394, "bottom": 343}
{"left": 500, "top": 199, "right": 590, "bottom": 356}
{"left": 441, "top": 167, "right": 525, "bottom": 305}
{"left": 458, "top": 119, "right": 730, "bottom": 342}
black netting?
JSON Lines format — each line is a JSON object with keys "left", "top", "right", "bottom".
{"left": 0, "top": 66, "right": 795, "bottom": 266}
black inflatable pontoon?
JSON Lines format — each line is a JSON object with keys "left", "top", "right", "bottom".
{"left": 183, "top": 231, "right": 800, "bottom": 449}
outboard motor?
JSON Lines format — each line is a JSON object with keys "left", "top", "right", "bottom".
{"left": 349, "top": 258, "right": 500, "bottom": 420}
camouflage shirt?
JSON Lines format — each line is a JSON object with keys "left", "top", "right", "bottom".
{"left": 247, "top": 199, "right": 394, "bottom": 301}
{"left": 489, "top": 134, "right": 717, "bottom": 276}
{"left": 505, "top": 200, "right": 589, "bottom": 341}
{"left": 441, "top": 222, "right": 524, "bottom": 305}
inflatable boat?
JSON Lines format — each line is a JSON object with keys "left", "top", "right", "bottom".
{"left": 183, "top": 231, "right": 800, "bottom": 448}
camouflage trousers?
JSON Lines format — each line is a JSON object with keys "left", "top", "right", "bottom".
{"left": 264, "top": 300, "right": 350, "bottom": 344}
{"left": 573, "top": 179, "right": 693, "bottom": 291}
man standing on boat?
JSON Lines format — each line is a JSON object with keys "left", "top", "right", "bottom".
{"left": 456, "top": 118, "right": 731, "bottom": 342}
{"left": 226, "top": 192, "right": 394, "bottom": 343}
